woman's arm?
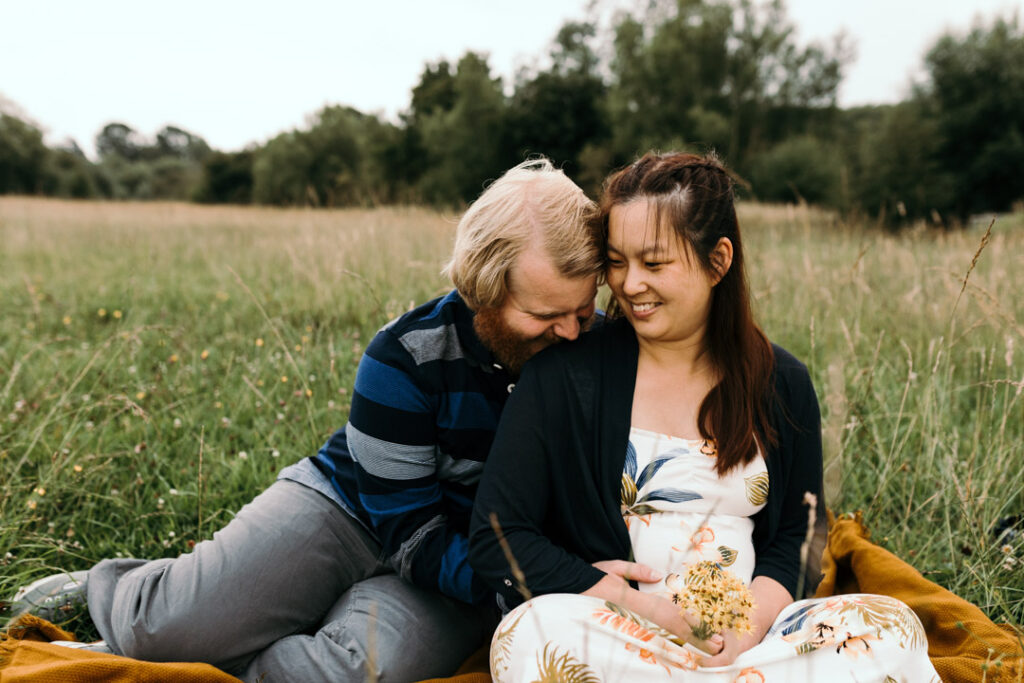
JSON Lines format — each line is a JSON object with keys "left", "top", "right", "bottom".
{"left": 585, "top": 560, "right": 724, "bottom": 654}
{"left": 751, "top": 356, "right": 824, "bottom": 598}
{"left": 468, "top": 358, "right": 607, "bottom": 602}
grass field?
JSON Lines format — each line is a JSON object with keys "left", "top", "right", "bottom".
{"left": 1, "top": 197, "right": 1022, "bottom": 654}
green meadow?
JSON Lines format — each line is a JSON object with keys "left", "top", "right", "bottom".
{"left": 1, "top": 198, "right": 1021, "bottom": 647}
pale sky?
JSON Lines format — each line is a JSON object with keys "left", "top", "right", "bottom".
{"left": 1, "top": 0, "right": 1020, "bottom": 157}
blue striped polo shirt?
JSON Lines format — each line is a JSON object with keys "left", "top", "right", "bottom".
{"left": 303, "top": 290, "right": 515, "bottom": 605}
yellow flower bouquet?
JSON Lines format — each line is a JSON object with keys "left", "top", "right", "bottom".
{"left": 668, "top": 561, "right": 756, "bottom": 640}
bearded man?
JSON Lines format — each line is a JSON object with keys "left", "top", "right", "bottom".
{"left": 12, "top": 158, "right": 601, "bottom": 682}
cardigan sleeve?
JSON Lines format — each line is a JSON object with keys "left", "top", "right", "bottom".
{"left": 751, "top": 354, "right": 824, "bottom": 598}
{"left": 468, "top": 358, "right": 607, "bottom": 605}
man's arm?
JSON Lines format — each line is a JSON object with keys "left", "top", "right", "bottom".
{"left": 347, "top": 330, "right": 488, "bottom": 604}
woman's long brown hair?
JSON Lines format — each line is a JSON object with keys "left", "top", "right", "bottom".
{"left": 597, "top": 152, "right": 776, "bottom": 475}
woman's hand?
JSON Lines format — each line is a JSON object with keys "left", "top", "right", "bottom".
{"left": 590, "top": 559, "right": 663, "bottom": 584}
{"left": 584, "top": 560, "right": 724, "bottom": 655}
{"left": 697, "top": 575, "right": 794, "bottom": 667}
{"left": 698, "top": 629, "right": 759, "bottom": 667}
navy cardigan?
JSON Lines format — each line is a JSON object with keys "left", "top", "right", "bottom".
{"left": 468, "top": 317, "right": 826, "bottom": 607}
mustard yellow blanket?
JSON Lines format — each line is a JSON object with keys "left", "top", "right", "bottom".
{"left": 816, "top": 511, "right": 1022, "bottom": 683}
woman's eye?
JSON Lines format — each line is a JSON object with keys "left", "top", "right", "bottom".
{"left": 606, "top": 258, "right": 624, "bottom": 267}
{"left": 644, "top": 262, "right": 663, "bottom": 269}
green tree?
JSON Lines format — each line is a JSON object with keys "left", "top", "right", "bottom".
{"left": 416, "top": 52, "right": 507, "bottom": 205}
{"left": 504, "top": 22, "right": 609, "bottom": 178}
{"left": 749, "top": 134, "right": 843, "bottom": 206}
{"left": 0, "top": 113, "right": 49, "bottom": 194}
{"left": 849, "top": 102, "right": 953, "bottom": 227}
{"left": 194, "top": 151, "right": 254, "bottom": 204}
{"left": 606, "top": 0, "right": 850, "bottom": 167}
{"left": 154, "top": 125, "right": 211, "bottom": 162}
{"left": 95, "top": 122, "right": 144, "bottom": 161}
{"left": 43, "top": 141, "right": 102, "bottom": 198}
{"left": 924, "top": 16, "right": 1024, "bottom": 218}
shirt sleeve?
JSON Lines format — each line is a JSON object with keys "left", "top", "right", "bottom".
{"left": 347, "top": 328, "right": 488, "bottom": 604}
{"left": 468, "top": 358, "right": 606, "bottom": 605}
{"left": 751, "top": 358, "right": 825, "bottom": 598}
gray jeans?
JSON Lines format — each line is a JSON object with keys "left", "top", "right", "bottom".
{"left": 87, "top": 480, "right": 494, "bottom": 682}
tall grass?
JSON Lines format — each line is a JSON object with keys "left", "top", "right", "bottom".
{"left": 1, "top": 198, "right": 1021, "bottom": 638}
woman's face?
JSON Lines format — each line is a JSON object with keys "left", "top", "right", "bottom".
{"left": 606, "top": 200, "right": 717, "bottom": 348}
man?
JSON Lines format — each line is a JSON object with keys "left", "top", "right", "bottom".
{"left": 11, "top": 158, "right": 601, "bottom": 682}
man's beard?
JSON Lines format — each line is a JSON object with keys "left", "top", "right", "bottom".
{"left": 473, "top": 307, "right": 556, "bottom": 376}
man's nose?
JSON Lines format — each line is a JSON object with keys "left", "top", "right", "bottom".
{"left": 552, "top": 315, "right": 581, "bottom": 341}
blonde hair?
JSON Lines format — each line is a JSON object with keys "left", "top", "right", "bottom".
{"left": 444, "top": 158, "right": 601, "bottom": 310}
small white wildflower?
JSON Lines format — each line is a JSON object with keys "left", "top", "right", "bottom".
{"left": 238, "top": 451, "right": 248, "bottom": 459}
{"left": 81, "top": 394, "right": 91, "bottom": 403}
{"left": 128, "top": 365, "right": 137, "bottom": 374}
{"left": 327, "top": 400, "right": 336, "bottom": 409}
{"left": 271, "top": 449, "right": 281, "bottom": 458}
{"left": 85, "top": 420, "right": 95, "bottom": 430}
{"left": 4, "top": 551, "right": 13, "bottom": 560}
{"left": 168, "top": 530, "right": 175, "bottom": 538}
{"left": 162, "top": 539, "right": 171, "bottom": 548}
{"left": 1002, "top": 544, "right": 1014, "bottom": 554}
{"left": 173, "top": 418, "right": 182, "bottom": 428}
{"left": 110, "top": 488, "right": 120, "bottom": 496}
{"left": 157, "top": 497, "right": 166, "bottom": 509}
{"left": 169, "top": 488, "right": 179, "bottom": 496}
{"left": 221, "top": 416, "right": 231, "bottom": 427}
{"left": 308, "top": 374, "right": 316, "bottom": 382}
{"left": 276, "top": 412, "right": 285, "bottom": 420}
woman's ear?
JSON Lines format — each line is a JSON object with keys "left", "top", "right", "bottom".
{"left": 709, "top": 237, "right": 733, "bottom": 285}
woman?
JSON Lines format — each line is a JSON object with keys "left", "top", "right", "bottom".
{"left": 468, "top": 153, "right": 938, "bottom": 681}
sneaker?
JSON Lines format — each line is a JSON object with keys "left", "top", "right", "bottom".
{"left": 9, "top": 570, "right": 89, "bottom": 623}
{"left": 50, "top": 639, "right": 113, "bottom": 654}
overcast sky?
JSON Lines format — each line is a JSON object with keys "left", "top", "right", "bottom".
{"left": 1, "top": 0, "right": 1020, "bottom": 156}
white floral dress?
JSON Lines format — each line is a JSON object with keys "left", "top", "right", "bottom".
{"left": 490, "top": 428, "right": 940, "bottom": 683}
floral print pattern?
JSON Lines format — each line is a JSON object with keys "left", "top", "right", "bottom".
{"left": 490, "top": 429, "right": 939, "bottom": 682}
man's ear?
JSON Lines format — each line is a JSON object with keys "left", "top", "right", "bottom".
{"left": 709, "top": 237, "right": 733, "bottom": 285}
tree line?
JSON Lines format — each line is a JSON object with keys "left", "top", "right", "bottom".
{"left": 1, "top": 0, "right": 1021, "bottom": 228}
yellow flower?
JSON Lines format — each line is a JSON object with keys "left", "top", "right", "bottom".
{"left": 35, "top": 487, "right": 46, "bottom": 496}
{"left": 294, "top": 344, "right": 302, "bottom": 352}
{"left": 669, "top": 561, "right": 755, "bottom": 640}
{"left": 280, "top": 375, "right": 288, "bottom": 383}
{"left": 73, "top": 464, "right": 83, "bottom": 473}
{"left": 200, "top": 349, "right": 209, "bottom": 360}
{"left": 305, "top": 389, "right": 313, "bottom": 398}
{"left": 136, "top": 391, "right": 146, "bottom": 400}
{"left": 62, "top": 315, "right": 72, "bottom": 326}
{"left": 98, "top": 308, "right": 107, "bottom": 317}
{"left": 26, "top": 500, "right": 36, "bottom": 510}
{"left": 255, "top": 338, "right": 264, "bottom": 347}
{"left": 113, "top": 310, "right": 123, "bottom": 319}
{"left": 169, "top": 354, "right": 179, "bottom": 363}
